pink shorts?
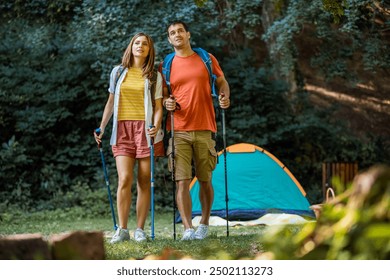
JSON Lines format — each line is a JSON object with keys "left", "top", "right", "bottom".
{"left": 112, "top": 121, "right": 150, "bottom": 158}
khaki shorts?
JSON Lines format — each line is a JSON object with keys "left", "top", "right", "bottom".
{"left": 166, "top": 131, "right": 217, "bottom": 182}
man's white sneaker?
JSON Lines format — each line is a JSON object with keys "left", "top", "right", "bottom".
{"left": 134, "top": 228, "right": 147, "bottom": 242}
{"left": 110, "top": 227, "right": 130, "bottom": 244}
{"left": 194, "top": 224, "right": 209, "bottom": 240}
{"left": 181, "top": 228, "right": 195, "bottom": 241}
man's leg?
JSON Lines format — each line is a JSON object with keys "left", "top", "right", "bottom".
{"left": 193, "top": 131, "right": 217, "bottom": 239}
{"left": 170, "top": 132, "right": 195, "bottom": 240}
{"left": 198, "top": 180, "right": 214, "bottom": 225}
{"left": 176, "top": 179, "right": 193, "bottom": 229}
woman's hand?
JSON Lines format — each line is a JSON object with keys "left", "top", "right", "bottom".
{"left": 147, "top": 126, "right": 158, "bottom": 138}
{"left": 94, "top": 127, "right": 104, "bottom": 145}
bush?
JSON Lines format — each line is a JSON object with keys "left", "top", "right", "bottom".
{"left": 258, "top": 164, "right": 390, "bottom": 260}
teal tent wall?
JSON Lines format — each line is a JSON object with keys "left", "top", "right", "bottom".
{"left": 187, "top": 143, "right": 314, "bottom": 221}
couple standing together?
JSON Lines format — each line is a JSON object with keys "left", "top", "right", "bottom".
{"left": 94, "top": 20, "right": 230, "bottom": 243}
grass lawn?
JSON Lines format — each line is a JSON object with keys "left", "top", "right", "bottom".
{"left": 0, "top": 209, "right": 267, "bottom": 260}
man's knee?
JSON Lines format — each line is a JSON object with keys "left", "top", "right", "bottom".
{"left": 199, "top": 180, "right": 212, "bottom": 187}
{"left": 176, "top": 180, "right": 191, "bottom": 193}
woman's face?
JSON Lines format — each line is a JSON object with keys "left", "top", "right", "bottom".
{"left": 132, "top": 36, "right": 150, "bottom": 59}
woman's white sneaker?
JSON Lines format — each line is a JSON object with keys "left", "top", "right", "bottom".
{"left": 110, "top": 228, "right": 130, "bottom": 244}
{"left": 134, "top": 228, "right": 147, "bottom": 242}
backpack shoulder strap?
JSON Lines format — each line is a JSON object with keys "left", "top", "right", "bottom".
{"left": 162, "top": 49, "right": 218, "bottom": 98}
{"left": 193, "top": 47, "right": 211, "bottom": 71}
{"left": 149, "top": 70, "right": 158, "bottom": 107}
{"left": 114, "top": 65, "right": 125, "bottom": 91}
{"left": 193, "top": 47, "right": 218, "bottom": 98}
{"left": 162, "top": 52, "right": 176, "bottom": 95}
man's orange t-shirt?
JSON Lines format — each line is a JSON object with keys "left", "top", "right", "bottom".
{"left": 166, "top": 52, "right": 224, "bottom": 133}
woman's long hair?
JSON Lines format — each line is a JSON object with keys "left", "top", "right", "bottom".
{"left": 121, "top": 32, "right": 155, "bottom": 79}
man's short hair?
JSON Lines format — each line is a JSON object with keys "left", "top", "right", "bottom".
{"left": 167, "top": 20, "right": 189, "bottom": 35}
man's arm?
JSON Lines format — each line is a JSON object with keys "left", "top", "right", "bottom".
{"left": 216, "top": 76, "right": 230, "bottom": 109}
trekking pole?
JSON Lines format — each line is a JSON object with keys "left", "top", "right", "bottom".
{"left": 220, "top": 94, "right": 229, "bottom": 237}
{"left": 170, "top": 96, "right": 177, "bottom": 240}
{"left": 149, "top": 126, "right": 155, "bottom": 240}
{"left": 95, "top": 128, "right": 118, "bottom": 231}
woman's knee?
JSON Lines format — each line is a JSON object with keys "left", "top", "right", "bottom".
{"left": 118, "top": 173, "right": 133, "bottom": 188}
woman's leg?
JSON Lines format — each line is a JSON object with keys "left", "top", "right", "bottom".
{"left": 135, "top": 156, "right": 151, "bottom": 229}
{"left": 115, "top": 155, "right": 135, "bottom": 229}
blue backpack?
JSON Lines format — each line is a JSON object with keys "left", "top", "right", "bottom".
{"left": 161, "top": 47, "right": 218, "bottom": 98}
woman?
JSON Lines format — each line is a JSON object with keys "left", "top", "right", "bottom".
{"left": 94, "top": 33, "right": 164, "bottom": 243}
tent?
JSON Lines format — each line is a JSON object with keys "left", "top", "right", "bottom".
{"left": 185, "top": 143, "right": 315, "bottom": 223}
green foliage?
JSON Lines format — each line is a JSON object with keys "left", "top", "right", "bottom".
{"left": 220, "top": 47, "right": 388, "bottom": 203}
{"left": 0, "top": 136, "right": 33, "bottom": 209}
{"left": 0, "top": 207, "right": 267, "bottom": 260}
{"left": 1, "top": 166, "right": 388, "bottom": 260}
{"left": 262, "top": 0, "right": 389, "bottom": 81}
{"left": 105, "top": 233, "right": 265, "bottom": 260}
{"left": 0, "top": 0, "right": 82, "bottom": 24}
{"left": 37, "top": 181, "right": 112, "bottom": 217}
{"left": 259, "top": 165, "right": 390, "bottom": 259}
{"left": 218, "top": 0, "right": 263, "bottom": 40}
{"left": 0, "top": 14, "right": 103, "bottom": 205}
{"left": 193, "top": 0, "right": 209, "bottom": 7}
{"left": 0, "top": 0, "right": 389, "bottom": 212}
{"left": 322, "top": 0, "right": 347, "bottom": 23}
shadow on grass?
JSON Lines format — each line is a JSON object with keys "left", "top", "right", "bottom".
{"left": 0, "top": 209, "right": 268, "bottom": 260}
{"left": 105, "top": 232, "right": 265, "bottom": 260}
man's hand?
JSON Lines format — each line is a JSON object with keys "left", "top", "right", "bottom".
{"left": 164, "top": 95, "right": 177, "bottom": 111}
{"left": 219, "top": 93, "right": 230, "bottom": 109}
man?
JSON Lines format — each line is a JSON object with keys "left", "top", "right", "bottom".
{"left": 161, "top": 21, "right": 230, "bottom": 240}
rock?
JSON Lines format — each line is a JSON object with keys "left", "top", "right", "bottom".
{"left": 50, "top": 231, "right": 105, "bottom": 260}
{"left": 0, "top": 233, "right": 51, "bottom": 260}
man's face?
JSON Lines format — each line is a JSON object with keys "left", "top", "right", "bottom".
{"left": 167, "top": 24, "right": 190, "bottom": 48}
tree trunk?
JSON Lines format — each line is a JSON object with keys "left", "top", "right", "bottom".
{"left": 261, "top": 0, "right": 297, "bottom": 96}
